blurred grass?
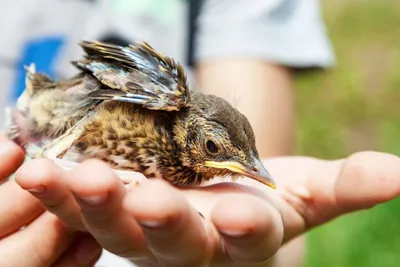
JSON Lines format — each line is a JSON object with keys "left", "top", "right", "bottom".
{"left": 294, "top": 1, "right": 400, "bottom": 266}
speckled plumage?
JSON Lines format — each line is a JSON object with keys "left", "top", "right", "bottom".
{"left": 5, "top": 40, "right": 276, "bottom": 188}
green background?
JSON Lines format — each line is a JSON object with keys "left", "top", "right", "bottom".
{"left": 295, "top": 1, "right": 400, "bottom": 266}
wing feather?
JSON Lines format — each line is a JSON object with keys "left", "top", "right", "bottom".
{"left": 73, "top": 40, "right": 190, "bottom": 111}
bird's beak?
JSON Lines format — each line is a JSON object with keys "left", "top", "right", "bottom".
{"left": 204, "top": 159, "right": 276, "bottom": 189}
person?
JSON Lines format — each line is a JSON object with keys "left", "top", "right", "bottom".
{"left": 0, "top": 0, "right": 335, "bottom": 266}
{"left": 2, "top": 134, "right": 399, "bottom": 267}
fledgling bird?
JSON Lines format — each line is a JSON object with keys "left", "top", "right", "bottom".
{"left": 5, "top": 40, "right": 276, "bottom": 188}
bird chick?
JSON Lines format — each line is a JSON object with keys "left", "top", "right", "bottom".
{"left": 5, "top": 40, "right": 276, "bottom": 189}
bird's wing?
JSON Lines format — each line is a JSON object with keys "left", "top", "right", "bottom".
{"left": 72, "top": 40, "right": 190, "bottom": 111}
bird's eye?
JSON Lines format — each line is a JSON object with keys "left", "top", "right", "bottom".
{"left": 205, "top": 140, "right": 219, "bottom": 154}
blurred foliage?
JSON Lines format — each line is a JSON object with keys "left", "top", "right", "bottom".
{"left": 294, "top": 1, "right": 400, "bottom": 266}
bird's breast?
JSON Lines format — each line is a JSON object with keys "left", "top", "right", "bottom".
{"left": 61, "top": 101, "right": 176, "bottom": 180}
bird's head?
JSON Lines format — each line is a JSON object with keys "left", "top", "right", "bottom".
{"left": 173, "top": 93, "right": 276, "bottom": 189}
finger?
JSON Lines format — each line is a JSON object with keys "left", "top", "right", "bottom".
{"left": 211, "top": 193, "right": 284, "bottom": 263}
{"left": 15, "top": 159, "right": 84, "bottom": 230}
{"left": 124, "top": 179, "right": 214, "bottom": 267}
{"left": 335, "top": 151, "right": 400, "bottom": 211}
{"left": 0, "top": 181, "right": 43, "bottom": 238}
{"left": 0, "top": 136, "right": 25, "bottom": 181}
{"left": 0, "top": 212, "right": 75, "bottom": 267}
{"left": 53, "top": 234, "right": 102, "bottom": 267}
{"left": 66, "top": 159, "right": 148, "bottom": 258}
{"left": 307, "top": 151, "right": 400, "bottom": 227}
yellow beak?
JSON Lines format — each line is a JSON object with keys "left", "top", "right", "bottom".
{"left": 204, "top": 159, "right": 276, "bottom": 189}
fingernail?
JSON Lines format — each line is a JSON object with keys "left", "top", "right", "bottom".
{"left": 74, "top": 237, "right": 101, "bottom": 265}
{"left": 139, "top": 219, "right": 166, "bottom": 228}
{"left": 27, "top": 185, "right": 46, "bottom": 194}
{"left": 77, "top": 194, "right": 107, "bottom": 206}
{"left": 219, "top": 229, "right": 247, "bottom": 237}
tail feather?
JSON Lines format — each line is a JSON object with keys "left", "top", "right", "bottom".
{"left": 3, "top": 64, "right": 36, "bottom": 147}
{"left": 24, "top": 63, "right": 36, "bottom": 94}
{"left": 3, "top": 63, "right": 55, "bottom": 149}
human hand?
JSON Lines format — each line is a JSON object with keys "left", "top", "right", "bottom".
{"left": 14, "top": 150, "right": 400, "bottom": 267}
{"left": 0, "top": 136, "right": 102, "bottom": 267}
